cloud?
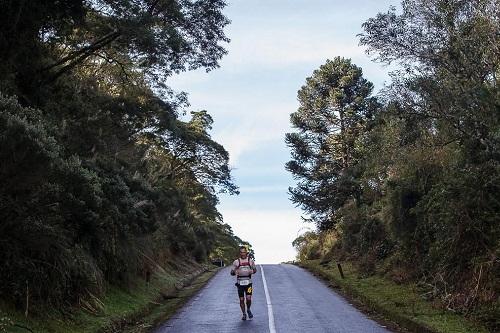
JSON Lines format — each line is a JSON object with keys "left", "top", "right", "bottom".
{"left": 213, "top": 101, "right": 296, "bottom": 164}
{"left": 222, "top": 28, "right": 366, "bottom": 69}
{"left": 166, "top": 9, "right": 393, "bottom": 167}
{"left": 215, "top": 124, "right": 268, "bottom": 165}
{"left": 216, "top": 125, "right": 282, "bottom": 165}
{"left": 221, "top": 208, "right": 306, "bottom": 264}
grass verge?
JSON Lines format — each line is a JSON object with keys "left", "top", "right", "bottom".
{"left": 122, "top": 267, "right": 219, "bottom": 333}
{"left": 1, "top": 262, "right": 219, "bottom": 333}
{"left": 298, "top": 260, "right": 491, "bottom": 333}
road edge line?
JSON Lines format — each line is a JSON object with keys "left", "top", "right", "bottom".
{"left": 260, "top": 265, "right": 276, "bottom": 333}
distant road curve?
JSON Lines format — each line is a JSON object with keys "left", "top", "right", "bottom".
{"left": 154, "top": 264, "right": 392, "bottom": 333}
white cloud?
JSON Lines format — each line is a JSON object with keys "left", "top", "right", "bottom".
{"left": 216, "top": 123, "right": 282, "bottom": 165}
{"left": 221, "top": 208, "right": 306, "bottom": 264}
{"left": 213, "top": 101, "right": 296, "bottom": 164}
{"left": 222, "top": 28, "right": 366, "bottom": 68}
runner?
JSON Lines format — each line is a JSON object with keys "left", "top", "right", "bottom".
{"left": 230, "top": 246, "right": 257, "bottom": 320}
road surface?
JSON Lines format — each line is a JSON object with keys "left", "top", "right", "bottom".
{"left": 154, "top": 264, "right": 392, "bottom": 333}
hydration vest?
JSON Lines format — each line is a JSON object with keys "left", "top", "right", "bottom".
{"left": 237, "top": 258, "right": 253, "bottom": 279}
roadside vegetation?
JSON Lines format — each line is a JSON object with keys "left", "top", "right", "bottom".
{"left": 1, "top": 261, "right": 218, "bottom": 333}
{"left": 300, "top": 260, "right": 490, "bottom": 333}
{"left": 0, "top": 0, "right": 246, "bottom": 331}
{"left": 287, "top": 1, "right": 499, "bottom": 332}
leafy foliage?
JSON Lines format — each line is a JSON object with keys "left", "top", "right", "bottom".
{"left": 0, "top": 0, "right": 245, "bottom": 311}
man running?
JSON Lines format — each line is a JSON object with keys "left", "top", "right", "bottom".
{"left": 230, "top": 246, "right": 257, "bottom": 320}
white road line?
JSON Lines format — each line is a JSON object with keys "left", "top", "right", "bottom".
{"left": 260, "top": 265, "right": 277, "bottom": 333}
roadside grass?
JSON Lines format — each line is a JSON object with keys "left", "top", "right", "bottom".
{"left": 122, "top": 268, "right": 219, "bottom": 333}
{"left": 1, "top": 262, "right": 218, "bottom": 333}
{"left": 299, "top": 260, "right": 491, "bottom": 333}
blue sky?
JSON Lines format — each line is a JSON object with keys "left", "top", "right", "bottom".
{"left": 168, "top": 0, "right": 399, "bottom": 263}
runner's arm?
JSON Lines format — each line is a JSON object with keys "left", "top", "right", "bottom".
{"left": 230, "top": 260, "right": 237, "bottom": 276}
{"left": 251, "top": 260, "right": 257, "bottom": 274}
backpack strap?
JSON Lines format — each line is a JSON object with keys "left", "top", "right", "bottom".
{"left": 237, "top": 258, "right": 251, "bottom": 268}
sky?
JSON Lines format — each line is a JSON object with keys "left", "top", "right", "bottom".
{"left": 168, "top": 0, "right": 399, "bottom": 263}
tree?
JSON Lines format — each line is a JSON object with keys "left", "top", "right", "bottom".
{"left": 285, "top": 57, "right": 379, "bottom": 230}
{"left": 138, "top": 110, "right": 238, "bottom": 195}
{"left": 357, "top": 0, "right": 500, "bottom": 319}
{"left": 0, "top": 0, "right": 244, "bottom": 311}
{"left": 359, "top": 0, "right": 500, "bottom": 158}
{"left": 0, "top": 0, "right": 230, "bottom": 96}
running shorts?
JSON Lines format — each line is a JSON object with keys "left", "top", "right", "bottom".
{"left": 236, "top": 282, "right": 253, "bottom": 297}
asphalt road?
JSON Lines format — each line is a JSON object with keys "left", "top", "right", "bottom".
{"left": 154, "top": 264, "right": 392, "bottom": 333}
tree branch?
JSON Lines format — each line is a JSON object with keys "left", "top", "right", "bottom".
{"left": 40, "top": 30, "right": 121, "bottom": 84}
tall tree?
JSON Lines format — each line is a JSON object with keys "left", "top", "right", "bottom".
{"left": 286, "top": 57, "right": 379, "bottom": 230}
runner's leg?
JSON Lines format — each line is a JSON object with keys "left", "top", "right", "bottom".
{"left": 246, "top": 284, "right": 253, "bottom": 318}
{"left": 246, "top": 295, "right": 252, "bottom": 310}
{"left": 239, "top": 297, "right": 246, "bottom": 313}
{"left": 238, "top": 286, "right": 246, "bottom": 319}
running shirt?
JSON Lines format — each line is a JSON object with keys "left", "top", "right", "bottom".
{"left": 232, "top": 257, "right": 256, "bottom": 281}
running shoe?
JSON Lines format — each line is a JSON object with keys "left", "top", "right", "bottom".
{"left": 247, "top": 309, "right": 253, "bottom": 319}
{"left": 241, "top": 313, "right": 247, "bottom": 321}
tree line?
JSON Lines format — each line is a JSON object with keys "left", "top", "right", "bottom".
{"left": 0, "top": 0, "right": 246, "bottom": 309}
{"left": 287, "top": 0, "right": 499, "bottom": 329}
